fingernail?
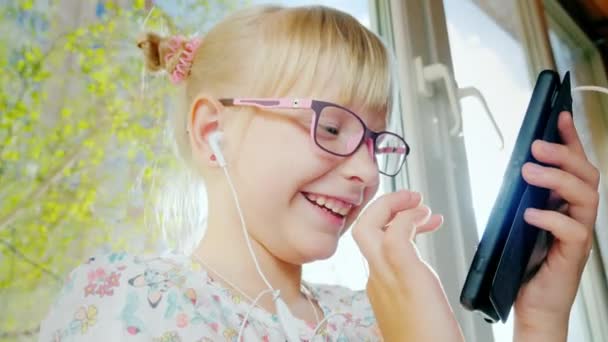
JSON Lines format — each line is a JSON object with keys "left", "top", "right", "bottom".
{"left": 414, "top": 206, "right": 430, "bottom": 221}
{"left": 524, "top": 208, "right": 540, "bottom": 221}
{"left": 526, "top": 163, "right": 543, "bottom": 175}
{"left": 539, "top": 141, "right": 555, "bottom": 153}
{"left": 410, "top": 192, "right": 421, "bottom": 202}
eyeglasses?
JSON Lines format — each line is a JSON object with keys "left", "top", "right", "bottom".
{"left": 218, "top": 98, "right": 410, "bottom": 176}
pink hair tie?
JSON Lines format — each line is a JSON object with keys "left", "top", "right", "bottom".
{"left": 164, "top": 35, "right": 202, "bottom": 84}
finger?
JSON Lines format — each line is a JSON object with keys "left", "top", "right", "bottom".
{"left": 415, "top": 214, "right": 444, "bottom": 234}
{"left": 522, "top": 163, "right": 599, "bottom": 227}
{"left": 352, "top": 191, "right": 422, "bottom": 265}
{"left": 524, "top": 208, "right": 593, "bottom": 259}
{"left": 384, "top": 206, "right": 431, "bottom": 239}
{"left": 522, "top": 162, "right": 596, "bottom": 206}
{"left": 558, "top": 111, "right": 585, "bottom": 155}
{"left": 531, "top": 140, "right": 600, "bottom": 188}
{"left": 382, "top": 206, "right": 431, "bottom": 267}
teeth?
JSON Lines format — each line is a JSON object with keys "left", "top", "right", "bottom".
{"left": 305, "top": 193, "right": 353, "bottom": 217}
{"left": 326, "top": 199, "right": 337, "bottom": 210}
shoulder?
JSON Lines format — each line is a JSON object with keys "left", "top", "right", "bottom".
{"left": 307, "top": 282, "right": 381, "bottom": 339}
{"left": 310, "top": 283, "right": 373, "bottom": 317}
{"left": 50, "top": 250, "right": 190, "bottom": 307}
{"left": 38, "top": 250, "right": 196, "bottom": 341}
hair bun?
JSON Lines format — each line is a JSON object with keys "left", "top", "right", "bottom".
{"left": 137, "top": 32, "right": 166, "bottom": 72}
{"left": 137, "top": 32, "right": 202, "bottom": 84}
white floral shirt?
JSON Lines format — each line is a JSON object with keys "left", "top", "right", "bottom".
{"left": 38, "top": 251, "right": 382, "bottom": 341}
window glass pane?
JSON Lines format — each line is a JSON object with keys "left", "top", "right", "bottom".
{"left": 442, "top": 0, "right": 532, "bottom": 340}
{"left": 443, "top": 0, "right": 532, "bottom": 235}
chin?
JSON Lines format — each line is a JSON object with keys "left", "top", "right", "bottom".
{"left": 291, "top": 233, "right": 340, "bottom": 263}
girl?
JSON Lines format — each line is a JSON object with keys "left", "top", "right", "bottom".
{"left": 39, "top": 4, "right": 600, "bottom": 341}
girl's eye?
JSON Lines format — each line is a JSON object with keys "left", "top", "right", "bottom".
{"left": 317, "top": 123, "right": 341, "bottom": 138}
{"left": 322, "top": 125, "right": 339, "bottom": 135}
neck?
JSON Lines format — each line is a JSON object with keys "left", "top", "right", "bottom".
{"left": 192, "top": 188, "right": 304, "bottom": 307}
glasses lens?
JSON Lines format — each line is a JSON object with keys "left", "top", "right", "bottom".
{"left": 315, "top": 106, "right": 364, "bottom": 155}
{"left": 376, "top": 132, "right": 408, "bottom": 176}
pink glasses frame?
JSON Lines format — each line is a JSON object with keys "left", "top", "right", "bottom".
{"left": 218, "top": 98, "right": 410, "bottom": 176}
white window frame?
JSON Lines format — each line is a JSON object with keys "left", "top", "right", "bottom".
{"left": 371, "top": 1, "right": 494, "bottom": 341}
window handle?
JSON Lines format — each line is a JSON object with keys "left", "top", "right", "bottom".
{"left": 414, "top": 57, "right": 504, "bottom": 149}
{"left": 458, "top": 86, "right": 504, "bottom": 149}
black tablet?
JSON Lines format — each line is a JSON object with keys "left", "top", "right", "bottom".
{"left": 460, "top": 70, "right": 572, "bottom": 323}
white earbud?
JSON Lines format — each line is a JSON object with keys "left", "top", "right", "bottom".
{"left": 208, "top": 131, "right": 226, "bottom": 167}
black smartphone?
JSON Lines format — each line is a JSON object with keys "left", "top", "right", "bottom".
{"left": 460, "top": 70, "right": 572, "bottom": 323}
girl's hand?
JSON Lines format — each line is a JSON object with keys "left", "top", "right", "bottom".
{"left": 514, "top": 111, "right": 600, "bottom": 340}
{"left": 353, "top": 190, "right": 464, "bottom": 342}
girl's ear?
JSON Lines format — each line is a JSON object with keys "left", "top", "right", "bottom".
{"left": 189, "top": 95, "right": 225, "bottom": 165}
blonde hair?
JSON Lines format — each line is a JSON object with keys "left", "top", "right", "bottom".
{"left": 138, "top": 5, "right": 395, "bottom": 254}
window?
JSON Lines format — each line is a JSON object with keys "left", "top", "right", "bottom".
{"left": 441, "top": 1, "right": 532, "bottom": 340}
{"left": 442, "top": 0, "right": 608, "bottom": 340}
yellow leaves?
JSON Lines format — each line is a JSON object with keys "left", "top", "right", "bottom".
{"left": 90, "top": 146, "right": 105, "bottom": 166}
{"left": 77, "top": 120, "right": 90, "bottom": 130}
{"left": 84, "top": 189, "right": 97, "bottom": 206}
{"left": 16, "top": 59, "right": 26, "bottom": 73}
{"left": 24, "top": 46, "right": 42, "bottom": 63}
{"left": 1, "top": 150, "right": 19, "bottom": 161}
{"left": 30, "top": 110, "right": 40, "bottom": 121}
{"left": 62, "top": 124, "right": 74, "bottom": 137}
{"left": 134, "top": 0, "right": 146, "bottom": 10}
{"left": 143, "top": 166, "right": 154, "bottom": 182}
{"left": 0, "top": 0, "right": 210, "bottom": 334}
{"left": 83, "top": 138, "right": 95, "bottom": 149}
{"left": 127, "top": 147, "right": 137, "bottom": 159}
{"left": 91, "top": 70, "right": 109, "bottom": 85}
{"left": 64, "top": 39, "right": 76, "bottom": 52}
{"left": 20, "top": 0, "right": 34, "bottom": 11}
{"left": 74, "top": 28, "right": 86, "bottom": 38}
{"left": 62, "top": 165, "right": 72, "bottom": 177}
{"left": 15, "top": 46, "right": 47, "bottom": 81}
{"left": 38, "top": 224, "right": 48, "bottom": 236}
{"left": 42, "top": 201, "right": 61, "bottom": 224}
{"left": 11, "top": 101, "right": 27, "bottom": 116}
{"left": 32, "top": 69, "right": 50, "bottom": 82}
{"left": 61, "top": 108, "right": 72, "bottom": 119}
{"left": 29, "top": 141, "right": 42, "bottom": 160}
{"left": 106, "top": 1, "right": 118, "bottom": 12}
{"left": 106, "top": 20, "right": 116, "bottom": 34}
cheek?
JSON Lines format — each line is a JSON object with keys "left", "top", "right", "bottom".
{"left": 364, "top": 182, "right": 380, "bottom": 201}
{"left": 234, "top": 118, "right": 330, "bottom": 198}
{"left": 245, "top": 117, "right": 332, "bottom": 175}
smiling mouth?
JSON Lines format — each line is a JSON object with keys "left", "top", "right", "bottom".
{"left": 301, "top": 192, "right": 353, "bottom": 219}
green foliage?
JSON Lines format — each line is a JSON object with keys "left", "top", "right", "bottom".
{"left": 0, "top": 0, "right": 239, "bottom": 340}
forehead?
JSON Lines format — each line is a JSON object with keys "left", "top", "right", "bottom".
{"left": 279, "top": 79, "right": 387, "bottom": 130}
